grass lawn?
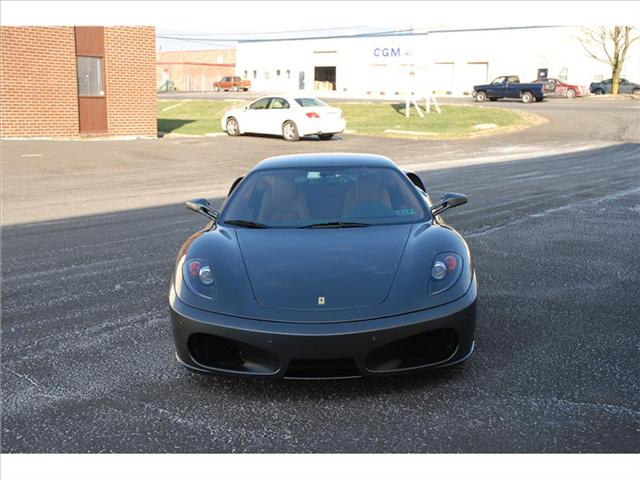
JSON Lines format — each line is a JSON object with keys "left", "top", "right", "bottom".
{"left": 157, "top": 99, "right": 245, "bottom": 135}
{"left": 336, "top": 102, "right": 541, "bottom": 139}
{"left": 157, "top": 99, "right": 543, "bottom": 139}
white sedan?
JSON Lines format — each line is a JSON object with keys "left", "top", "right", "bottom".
{"left": 221, "top": 95, "right": 346, "bottom": 141}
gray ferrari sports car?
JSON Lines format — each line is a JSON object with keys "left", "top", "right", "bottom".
{"left": 169, "top": 153, "right": 476, "bottom": 379}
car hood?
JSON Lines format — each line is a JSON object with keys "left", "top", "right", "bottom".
{"left": 236, "top": 225, "right": 411, "bottom": 314}
{"left": 174, "top": 222, "right": 474, "bottom": 324}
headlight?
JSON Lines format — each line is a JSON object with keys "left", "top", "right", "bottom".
{"left": 429, "top": 252, "right": 463, "bottom": 295}
{"left": 183, "top": 258, "right": 217, "bottom": 300}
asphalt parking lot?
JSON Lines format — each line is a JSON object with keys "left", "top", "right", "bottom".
{"left": 1, "top": 99, "right": 639, "bottom": 452}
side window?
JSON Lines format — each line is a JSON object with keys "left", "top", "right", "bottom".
{"left": 249, "top": 98, "right": 271, "bottom": 110}
{"left": 620, "top": 79, "right": 628, "bottom": 84}
{"left": 269, "top": 98, "right": 290, "bottom": 109}
{"left": 77, "top": 56, "right": 105, "bottom": 96}
{"left": 492, "top": 77, "right": 505, "bottom": 85}
{"left": 507, "top": 76, "right": 519, "bottom": 83}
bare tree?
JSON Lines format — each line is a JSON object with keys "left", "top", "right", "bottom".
{"left": 579, "top": 26, "right": 640, "bottom": 94}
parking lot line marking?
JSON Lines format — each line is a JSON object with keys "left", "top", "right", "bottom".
{"left": 20, "top": 153, "right": 43, "bottom": 157}
{"left": 161, "top": 103, "right": 182, "bottom": 112}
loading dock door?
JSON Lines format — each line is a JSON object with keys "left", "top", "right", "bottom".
{"left": 432, "top": 62, "right": 454, "bottom": 94}
{"left": 314, "top": 66, "right": 336, "bottom": 91}
{"left": 464, "top": 62, "right": 489, "bottom": 94}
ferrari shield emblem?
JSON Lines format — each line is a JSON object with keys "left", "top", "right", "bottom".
{"left": 318, "top": 296, "right": 325, "bottom": 305}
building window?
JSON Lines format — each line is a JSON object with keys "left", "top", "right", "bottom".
{"left": 77, "top": 56, "right": 104, "bottom": 96}
{"left": 276, "top": 69, "right": 281, "bottom": 77}
{"left": 264, "top": 71, "right": 269, "bottom": 80}
{"left": 244, "top": 70, "right": 248, "bottom": 79}
{"left": 253, "top": 70, "right": 257, "bottom": 79}
{"left": 286, "top": 69, "right": 291, "bottom": 80}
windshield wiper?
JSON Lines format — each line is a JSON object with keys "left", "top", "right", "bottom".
{"left": 299, "top": 221, "right": 370, "bottom": 229}
{"left": 224, "top": 219, "right": 270, "bottom": 229}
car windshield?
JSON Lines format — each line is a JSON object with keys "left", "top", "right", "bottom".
{"left": 295, "top": 98, "right": 326, "bottom": 107}
{"left": 220, "top": 166, "right": 428, "bottom": 228}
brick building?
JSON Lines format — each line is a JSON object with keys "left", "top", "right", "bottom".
{"left": 156, "top": 49, "right": 235, "bottom": 92}
{"left": 0, "top": 26, "right": 156, "bottom": 138}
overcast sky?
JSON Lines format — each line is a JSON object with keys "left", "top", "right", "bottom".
{"left": 2, "top": 1, "right": 639, "bottom": 51}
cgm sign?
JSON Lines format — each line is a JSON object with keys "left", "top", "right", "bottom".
{"left": 373, "top": 47, "right": 402, "bottom": 57}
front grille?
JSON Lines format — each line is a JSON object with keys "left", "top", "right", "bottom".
{"left": 364, "top": 328, "right": 458, "bottom": 372}
{"left": 188, "top": 333, "right": 279, "bottom": 374}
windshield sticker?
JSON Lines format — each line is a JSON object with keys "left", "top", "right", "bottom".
{"left": 396, "top": 208, "right": 416, "bottom": 216}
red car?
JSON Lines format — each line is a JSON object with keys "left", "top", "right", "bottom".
{"left": 532, "top": 78, "right": 584, "bottom": 98}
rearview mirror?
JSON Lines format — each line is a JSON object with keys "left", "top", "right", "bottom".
{"left": 430, "top": 193, "right": 467, "bottom": 216}
{"left": 186, "top": 198, "right": 219, "bottom": 221}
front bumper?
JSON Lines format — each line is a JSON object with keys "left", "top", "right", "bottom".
{"left": 169, "top": 277, "right": 476, "bottom": 379}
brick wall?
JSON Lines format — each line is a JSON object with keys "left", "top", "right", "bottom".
{"left": 0, "top": 26, "right": 156, "bottom": 138}
{"left": 157, "top": 49, "right": 236, "bottom": 91}
{"left": 0, "top": 26, "right": 79, "bottom": 137}
{"left": 104, "top": 26, "right": 156, "bottom": 137}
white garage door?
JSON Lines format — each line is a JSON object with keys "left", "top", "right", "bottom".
{"left": 432, "top": 62, "right": 454, "bottom": 94}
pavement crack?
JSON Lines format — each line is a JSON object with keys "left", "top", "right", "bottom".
{"left": 4, "top": 366, "right": 39, "bottom": 387}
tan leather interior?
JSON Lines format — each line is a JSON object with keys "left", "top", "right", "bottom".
{"left": 343, "top": 174, "right": 391, "bottom": 215}
{"left": 257, "top": 177, "right": 310, "bottom": 222}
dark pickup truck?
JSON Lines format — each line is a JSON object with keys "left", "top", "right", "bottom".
{"left": 473, "top": 75, "right": 545, "bottom": 103}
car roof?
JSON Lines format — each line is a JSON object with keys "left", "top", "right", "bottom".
{"left": 251, "top": 95, "right": 324, "bottom": 103}
{"left": 253, "top": 153, "right": 398, "bottom": 170}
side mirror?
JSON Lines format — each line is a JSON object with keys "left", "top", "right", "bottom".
{"left": 431, "top": 193, "right": 467, "bottom": 216}
{"left": 186, "top": 198, "right": 219, "bottom": 221}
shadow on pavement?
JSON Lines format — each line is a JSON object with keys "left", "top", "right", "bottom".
{"left": 157, "top": 118, "right": 196, "bottom": 134}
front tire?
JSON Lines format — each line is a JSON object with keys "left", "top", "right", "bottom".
{"left": 521, "top": 91, "right": 534, "bottom": 104}
{"left": 318, "top": 133, "right": 334, "bottom": 140}
{"left": 282, "top": 121, "right": 300, "bottom": 141}
{"left": 475, "top": 91, "right": 487, "bottom": 102}
{"left": 594, "top": 89, "right": 604, "bottom": 95}
{"left": 632, "top": 88, "right": 640, "bottom": 97}
{"left": 226, "top": 117, "right": 240, "bottom": 136}
{"left": 565, "top": 88, "right": 576, "bottom": 98}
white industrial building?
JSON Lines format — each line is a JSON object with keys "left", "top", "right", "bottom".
{"left": 236, "top": 25, "right": 640, "bottom": 97}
